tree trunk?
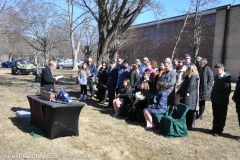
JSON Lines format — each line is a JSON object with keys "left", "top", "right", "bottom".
{"left": 44, "top": 50, "right": 49, "bottom": 65}
{"left": 9, "top": 54, "right": 13, "bottom": 61}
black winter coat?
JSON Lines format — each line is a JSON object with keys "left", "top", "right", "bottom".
{"left": 130, "top": 71, "right": 140, "bottom": 90}
{"left": 97, "top": 67, "right": 108, "bottom": 90}
{"left": 177, "top": 74, "right": 199, "bottom": 110}
{"left": 119, "top": 87, "right": 133, "bottom": 104}
{"left": 232, "top": 77, "right": 240, "bottom": 104}
{"left": 211, "top": 72, "right": 231, "bottom": 105}
{"left": 41, "top": 66, "right": 56, "bottom": 91}
{"left": 199, "top": 64, "right": 214, "bottom": 101}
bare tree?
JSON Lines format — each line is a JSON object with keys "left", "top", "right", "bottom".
{"left": 53, "top": 0, "right": 93, "bottom": 69}
{"left": 65, "top": 0, "right": 91, "bottom": 70}
{"left": 0, "top": 0, "right": 31, "bottom": 61}
{"left": 81, "top": 23, "right": 98, "bottom": 60}
{"left": 78, "top": 0, "right": 164, "bottom": 62}
{"left": 190, "top": 0, "right": 220, "bottom": 60}
{"left": 19, "top": 1, "right": 64, "bottom": 64}
{"left": 171, "top": 1, "right": 194, "bottom": 60}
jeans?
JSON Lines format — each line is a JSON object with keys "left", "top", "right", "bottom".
{"left": 87, "top": 79, "right": 94, "bottom": 97}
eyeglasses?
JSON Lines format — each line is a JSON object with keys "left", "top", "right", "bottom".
{"left": 143, "top": 60, "right": 147, "bottom": 61}
{"left": 102, "top": 65, "right": 106, "bottom": 66}
{"left": 118, "top": 61, "right": 121, "bottom": 62}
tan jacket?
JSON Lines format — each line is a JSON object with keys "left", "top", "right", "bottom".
{"left": 175, "top": 65, "right": 187, "bottom": 91}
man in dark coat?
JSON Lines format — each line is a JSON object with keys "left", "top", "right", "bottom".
{"left": 41, "top": 61, "right": 61, "bottom": 91}
{"left": 197, "top": 58, "right": 214, "bottom": 120}
{"left": 211, "top": 63, "right": 231, "bottom": 137}
{"left": 159, "top": 62, "right": 177, "bottom": 107}
{"left": 117, "top": 60, "right": 130, "bottom": 93}
{"left": 106, "top": 60, "right": 118, "bottom": 108}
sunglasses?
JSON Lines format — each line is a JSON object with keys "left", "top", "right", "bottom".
{"left": 143, "top": 60, "right": 147, "bottom": 61}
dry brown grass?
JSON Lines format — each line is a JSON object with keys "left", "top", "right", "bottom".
{"left": 0, "top": 68, "right": 240, "bottom": 160}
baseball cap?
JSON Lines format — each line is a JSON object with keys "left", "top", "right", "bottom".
{"left": 185, "top": 54, "right": 191, "bottom": 58}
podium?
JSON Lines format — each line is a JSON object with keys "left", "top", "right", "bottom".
{"left": 27, "top": 95, "right": 85, "bottom": 139}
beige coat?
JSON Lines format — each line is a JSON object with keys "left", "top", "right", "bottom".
{"left": 175, "top": 65, "right": 187, "bottom": 91}
{"left": 174, "top": 65, "right": 187, "bottom": 104}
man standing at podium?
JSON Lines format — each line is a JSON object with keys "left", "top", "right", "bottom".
{"left": 41, "top": 61, "right": 61, "bottom": 91}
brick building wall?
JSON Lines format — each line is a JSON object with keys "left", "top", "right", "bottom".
{"left": 118, "top": 12, "right": 216, "bottom": 67}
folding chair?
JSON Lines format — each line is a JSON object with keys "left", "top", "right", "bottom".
{"left": 159, "top": 103, "right": 189, "bottom": 138}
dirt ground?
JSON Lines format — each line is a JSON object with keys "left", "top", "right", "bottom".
{"left": 0, "top": 68, "right": 239, "bottom": 160}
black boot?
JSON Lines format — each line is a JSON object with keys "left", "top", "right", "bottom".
{"left": 101, "top": 90, "right": 107, "bottom": 104}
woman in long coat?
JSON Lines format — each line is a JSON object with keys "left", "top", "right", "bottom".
{"left": 197, "top": 58, "right": 214, "bottom": 120}
{"left": 97, "top": 62, "right": 108, "bottom": 103}
{"left": 177, "top": 66, "right": 199, "bottom": 130}
{"left": 130, "top": 64, "right": 140, "bottom": 92}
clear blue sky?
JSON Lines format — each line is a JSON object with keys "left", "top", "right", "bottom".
{"left": 135, "top": 0, "right": 238, "bottom": 24}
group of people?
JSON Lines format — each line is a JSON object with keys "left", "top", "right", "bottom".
{"left": 93, "top": 54, "right": 239, "bottom": 140}
{"left": 40, "top": 54, "right": 240, "bottom": 141}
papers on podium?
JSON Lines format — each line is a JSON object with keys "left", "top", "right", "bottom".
{"left": 55, "top": 75, "right": 64, "bottom": 79}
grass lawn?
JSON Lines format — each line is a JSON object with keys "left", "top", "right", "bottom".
{"left": 0, "top": 68, "right": 239, "bottom": 160}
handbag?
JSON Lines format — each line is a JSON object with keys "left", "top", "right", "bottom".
{"left": 55, "top": 88, "right": 73, "bottom": 104}
{"left": 135, "top": 92, "right": 145, "bottom": 100}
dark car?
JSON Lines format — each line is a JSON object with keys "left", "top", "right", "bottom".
{"left": 2, "top": 61, "right": 14, "bottom": 68}
{"left": 11, "top": 60, "right": 37, "bottom": 75}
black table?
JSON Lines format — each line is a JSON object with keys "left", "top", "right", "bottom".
{"left": 27, "top": 95, "right": 85, "bottom": 139}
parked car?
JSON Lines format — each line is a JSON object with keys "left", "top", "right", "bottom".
{"left": 57, "top": 59, "right": 82, "bottom": 69}
{"left": 11, "top": 60, "right": 37, "bottom": 75}
{"left": 2, "top": 61, "right": 14, "bottom": 68}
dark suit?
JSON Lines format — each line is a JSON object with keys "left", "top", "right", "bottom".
{"left": 107, "top": 66, "right": 118, "bottom": 107}
{"left": 41, "top": 66, "right": 56, "bottom": 91}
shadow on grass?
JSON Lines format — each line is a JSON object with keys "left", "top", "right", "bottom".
{"left": 9, "top": 107, "right": 31, "bottom": 135}
{"left": 10, "top": 107, "right": 47, "bottom": 138}
{"left": 81, "top": 97, "right": 149, "bottom": 130}
{"left": 11, "top": 106, "right": 30, "bottom": 112}
{"left": 192, "top": 127, "right": 238, "bottom": 140}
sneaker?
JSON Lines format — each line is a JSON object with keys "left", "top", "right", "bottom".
{"left": 213, "top": 133, "right": 221, "bottom": 137}
{"left": 237, "top": 137, "right": 240, "bottom": 142}
{"left": 196, "top": 116, "right": 203, "bottom": 121}
{"left": 83, "top": 95, "right": 87, "bottom": 101}
{"left": 78, "top": 94, "right": 83, "bottom": 101}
